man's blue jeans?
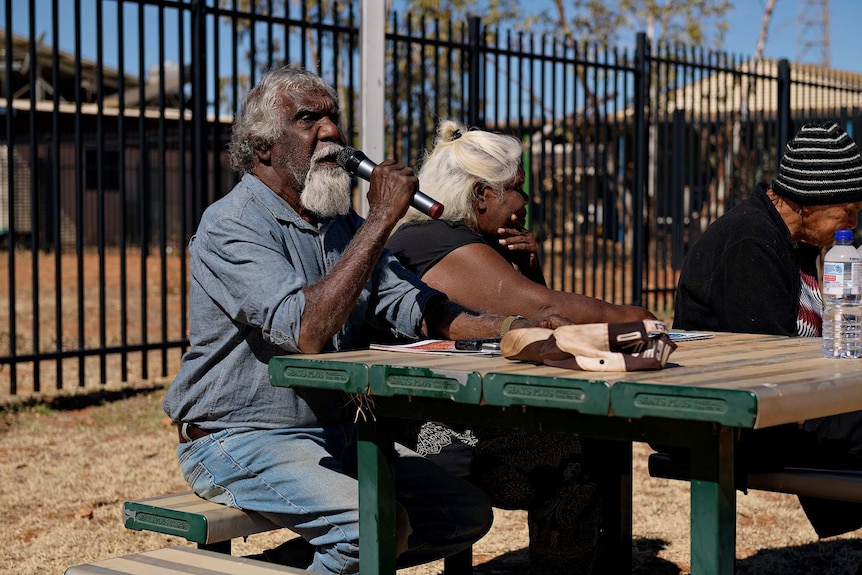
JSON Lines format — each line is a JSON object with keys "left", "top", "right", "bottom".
{"left": 177, "top": 424, "right": 493, "bottom": 574}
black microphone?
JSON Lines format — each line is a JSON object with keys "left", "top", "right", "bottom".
{"left": 335, "top": 147, "right": 444, "bottom": 220}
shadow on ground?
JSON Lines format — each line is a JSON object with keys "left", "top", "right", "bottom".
{"left": 631, "top": 537, "right": 683, "bottom": 574}
{"left": 470, "top": 537, "right": 681, "bottom": 574}
{"left": 0, "top": 384, "right": 164, "bottom": 413}
{"left": 472, "top": 537, "right": 862, "bottom": 574}
{"left": 471, "top": 548, "right": 528, "bottom": 574}
{"left": 736, "top": 538, "right": 862, "bottom": 575}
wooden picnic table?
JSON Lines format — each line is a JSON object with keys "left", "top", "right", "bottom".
{"left": 269, "top": 332, "right": 862, "bottom": 575}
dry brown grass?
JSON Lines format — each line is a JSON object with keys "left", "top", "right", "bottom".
{"left": 3, "top": 387, "right": 862, "bottom": 575}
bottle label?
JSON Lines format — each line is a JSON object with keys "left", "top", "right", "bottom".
{"left": 824, "top": 261, "right": 862, "bottom": 295}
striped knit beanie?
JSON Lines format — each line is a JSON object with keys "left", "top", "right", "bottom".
{"left": 772, "top": 121, "right": 862, "bottom": 205}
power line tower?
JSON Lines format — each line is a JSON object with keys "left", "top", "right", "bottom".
{"left": 796, "top": 0, "right": 830, "bottom": 67}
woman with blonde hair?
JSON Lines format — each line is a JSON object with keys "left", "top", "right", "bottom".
{"left": 389, "top": 119, "right": 652, "bottom": 323}
{"left": 387, "top": 119, "right": 654, "bottom": 575}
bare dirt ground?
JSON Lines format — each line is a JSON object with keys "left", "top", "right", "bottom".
{"left": 2, "top": 386, "right": 862, "bottom": 575}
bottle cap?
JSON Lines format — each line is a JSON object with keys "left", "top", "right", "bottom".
{"left": 835, "top": 229, "right": 854, "bottom": 241}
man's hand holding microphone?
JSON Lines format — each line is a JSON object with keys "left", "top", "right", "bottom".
{"left": 336, "top": 147, "right": 444, "bottom": 220}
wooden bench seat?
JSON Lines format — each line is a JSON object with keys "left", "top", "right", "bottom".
{"left": 123, "top": 491, "right": 283, "bottom": 553}
{"left": 123, "top": 491, "right": 473, "bottom": 574}
{"left": 65, "top": 545, "right": 310, "bottom": 574}
{"left": 648, "top": 452, "right": 862, "bottom": 502}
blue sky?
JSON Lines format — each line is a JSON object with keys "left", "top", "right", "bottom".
{"left": 6, "top": 1, "right": 862, "bottom": 75}
{"left": 521, "top": 0, "right": 862, "bottom": 73}
{"left": 721, "top": 0, "right": 862, "bottom": 73}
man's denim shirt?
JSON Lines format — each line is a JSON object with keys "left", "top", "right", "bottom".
{"left": 163, "top": 174, "right": 442, "bottom": 429}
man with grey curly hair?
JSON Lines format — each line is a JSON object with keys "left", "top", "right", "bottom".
{"left": 228, "top": 67, "right": 352, "bottom": 218}
{"left": 163, "top": 66, "right": 573, "bottom": 574}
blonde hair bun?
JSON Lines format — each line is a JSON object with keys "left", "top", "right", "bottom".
{"left": 437, "top": 119, "right": 466, "bottom": 143}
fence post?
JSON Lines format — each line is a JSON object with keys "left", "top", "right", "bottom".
{"left": 359, "top": 0, "right": 386, "bottom": 218}
{"left": 191, "top": 0, "right": 208, "bottom": 225}
{"left": 467, "top": 16, "right": 482, "bottom": 128}
{"left": 777, "top": 58, "right": 791, "bottom": 174}
{"left": 671, "top": 109, "right": 685, "bottom": 270}
{"left": 632, "top": 32, "right": 648, "bottom": 307}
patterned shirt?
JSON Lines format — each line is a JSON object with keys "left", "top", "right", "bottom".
{"left": 797, "top": 267, "right": 823, "bottom": 337}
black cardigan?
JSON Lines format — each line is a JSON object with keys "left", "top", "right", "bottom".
{"left": 673, "top": 183, "right": 821, "bottom": 336}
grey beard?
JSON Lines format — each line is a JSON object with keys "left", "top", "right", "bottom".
{"left": 300, "top": 166, "right": 352, "bottom": 218}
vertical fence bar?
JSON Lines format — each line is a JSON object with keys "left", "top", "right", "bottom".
{"left": 178, "top": 3, "right": 189, "bottom": 359}
{"left": 467, "top": 16, "right": 480, "bottom": 128}
{"left": 345, "top": 1, "right": 356, "bottom": 190}
{"left": 96, "top": 0, "right": 107, "bottom": 383}
{"left": 117, "top": 0, "right": 129, "bottom": 381}
{"left": 266, "top": 0, "right": 274, "bottom": 70}
{"left": 671, "top": 109, "right": 685, "bottom": 270}
{"left": 486, "top": 20, "right": 495, "bottom": 129}
{"left": 632, "top": 32, "right": 647, "bottom": 307}
{"left": 432, "top": 14, "right": 441, "bottom": 138}
{"left": 777, "top": 58, "right": 791, "bottom": 170}
{"left": 448, "top": 18, "right": 455, "bottom": 121}
{"left": 157, "top": 4, "right": 168, "bottom": 375}
{"left": 418, "top": 15, "right": 428, "bottom": 148}
{"left": 605, "top": 44, "right": 617, "bottom": 301}
{"left": 51, "top": 0, "right": 63, "bottom": 388}
{"left": 231, "top": 0, "right": 240, "bottom": 122}
{"left": 6, "top": 0, "right": 18, "bottom": 394}
{"left": 28, "top": 0, "right": 41, "bottom": 391}
{"left": 315, "top": 0, "right": 324, "bottom": 76}
{"left": 403, "top": 14, "right": 413, "bottom": 162}
{"left": 191, "top": 0, "right": 207, "bottom": 226}
{"left": 388, "top": 9, "right": 398, "bottom": 159}
{"left": 211, "top": 1, "right": 223, "bottom": 200}
{"left": 74, "top": 0, "right": 85, "bottom": 388}
{"left": 566, "top": 38, "right": 577, "bottom": 297}
{"left": 582, "top": 41, "right": 592, "bottom": 298}
{"left": 616, "top": 48, "right": 629, "bottom": 303}
{"left": 136, "top": 0, "right": 148, "bottom": 380}
{"left": 686, "top": 47, "right": 698, "bottom": 253}
{"left": 545, "top": 40, "right": 554, "bottom": 274}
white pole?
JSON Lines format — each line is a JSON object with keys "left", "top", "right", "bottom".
{"left": 359, "top": 0, "right": 386, "bottom": 217}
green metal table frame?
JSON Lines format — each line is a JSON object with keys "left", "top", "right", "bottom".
{"left": 355, "top": 397, "right": 737, "bottom": 575}
{"left": 269, "top": 353, "right": 749, "bottom": 575}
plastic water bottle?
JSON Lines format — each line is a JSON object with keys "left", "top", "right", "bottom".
{"left": 822, "top": 229, "right": 862, "bottom": 358}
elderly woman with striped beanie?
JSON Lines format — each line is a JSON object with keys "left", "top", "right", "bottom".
{"left": 675, "top": 120, "right": 862, "bottom": 336}
{"left": 672, "top": 120, "right": 862, "bottom": 539}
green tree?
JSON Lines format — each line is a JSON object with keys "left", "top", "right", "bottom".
{"left": 560, "top": 0, "right": 732, "bottom": 47}
{"left": 399, "top": 0, "right": 533, "bottom": 29}
{"left": 401, "top": 0, "right": 732, "bottom": 48}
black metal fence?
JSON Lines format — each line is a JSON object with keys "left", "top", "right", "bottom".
{"left": 3, "top": 0, "right": 862, "bottom": 396}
